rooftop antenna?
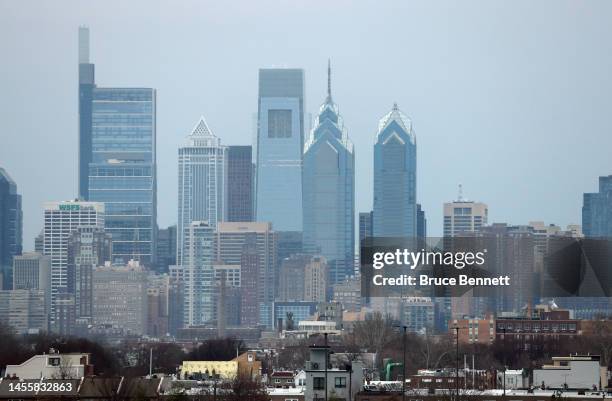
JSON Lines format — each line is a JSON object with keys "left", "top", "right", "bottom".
{"left": 326, "top": 58, "right": 332, "bottom": 103}
{"left": 457, "top": 183, "right": 464, "bottom": 202}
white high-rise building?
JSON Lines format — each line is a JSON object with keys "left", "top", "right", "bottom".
{"left": 183, "top": 221, "right": 215, "bottom": 327}
{"left": 443, "top": 189, "right": 488, "bottom": 237}
{"left": 43, "top": 201, "right": 104, "bottom": 321}
{"left": 177, "top": 117, "right": 227, "bottom": 266}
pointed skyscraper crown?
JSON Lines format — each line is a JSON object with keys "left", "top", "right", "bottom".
{"left": 304, "top": 60, "right": 353, "bottom": 154}
{"left": 187, "top": 116, "right": 221, "bottom": 147}
{"left": 191, "top": 116, "right": 213, "bottom": 136}
{"left": 377, "top": 102, "right": 415, "bottom": 144}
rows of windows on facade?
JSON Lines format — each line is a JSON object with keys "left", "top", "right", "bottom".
{"left": 0, "top": 25, "right": 605, "bottom": 339}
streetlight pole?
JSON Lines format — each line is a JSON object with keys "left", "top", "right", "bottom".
{"left": 402, "top": 325, "right": 407, "bottom": 401}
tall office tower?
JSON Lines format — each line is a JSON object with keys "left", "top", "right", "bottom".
{"left": 239, "top": 236, "right": 260, "bottom": 327}
{"left": 182, "top": 221, "right": 215, "bottom": 327}
{"left": 568, "top": 175, "right": 612, "bottom": 318}
{"left": 304, "top": 256, "right": 327, "bottom": 303}
{"left": 43, "top": 201, "right": 104, "bottom": 325}
{"left": 276, "top": 231, "right": 303, "bottom": 261}
{"left": 215, "top": 222, "right": 276, "bottom": 327}
{"left": 88, "top": 87, "right": 157, "bottom": 266}
{"left": 168, "top": 265, "right": 184, "bottom": 335}
{"left": 417, "top": 204, "right": 427, "bottom": 239}
{"left": 13, "top": 253, "right": 51, "bottom": 291}
{"left": 277, "top": 254, "right": 310, "bottom": 301}
{"left": 256, "top": 69, "right": 305, "bottom": 231}
{"left": 443, "top": 191, "right": 488, "bottom": 237}
{"left": 78, "top": 26, "right": 95, "bottom": 200}
{"left": 0, "top": 290, "right": 47, "bottom": 334}
{"left": 0, "top": 168, "right": 23, "bottom": 290}
{"left": 92, "top": 260, "right": 148, "bottom": 335}
{"left": 66, "top": 227, "right": 112, "bottom": 330}
{"left": 442, "top": 190, "right": 488, "bottom": 322}
{"left": 55, "top": 291, "right": 76, "bottom": 335}
{"left": 303, "top": 63, "right": 355, "bottom": 285}
{"left": 13, "top": 253, "right": 51, "bottom": 321}
{"left": 212, "top": 264, "right": 242, "bottom": 329}
{"left": 147, "top": 273, "right": 169, "bottom": 337}
{"left": 479, "top": 224, "right": 536, "bottom": 315}
{"left": 373, "top": 103, "right": 417, "bottom": 238}
{"left": 227, "top": 146, "right": 254, "bottom": 222}
{"left": 359, "top": 211, "right": 373, "bottom": 243}
{"left": 177, "top": 117, "right": 227, "bottom": 266}
{"left": 78, "top": 28, "right": 157, "bottom": 266}
{"left": 156, "top": 225, "right": 177, "bottom": 272}
{"left": 583, "top": 175, "right": 612, "bottom": 237}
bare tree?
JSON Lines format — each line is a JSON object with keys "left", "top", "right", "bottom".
{"left": 52, "top": 355, "right": 76, "bottom": 379}
{"left": 352, "top": 312, "right": 396, "bottom": 366}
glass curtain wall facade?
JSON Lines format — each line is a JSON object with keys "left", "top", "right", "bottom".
{"left": 583, "top": 175, "right": 612, "bottom": 238}
{"left": 303, "top": 66, "right": 355, "bottom": 285}
{"left": 88, "top": 88, "right": 157, "bottom": 266}
{"left": 373, "top": 103, "right": 417, "bottom": 238}
{"left": 78, "top": 26, "right": 95, "bottom": 200}
{"left": 0, "top": 168, "right": 22, "bottom": 290}
{"left": 227, "top": 146, "right": 254, "bottom": 222}
{"left": 256, "top": 69, "right": 305, "bottom": 231}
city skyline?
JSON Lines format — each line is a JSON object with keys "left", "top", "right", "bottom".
{"left": 2, "top": 1, "right": 612, "bottom": 248}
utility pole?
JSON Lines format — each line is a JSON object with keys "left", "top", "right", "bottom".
{"left": 324, "top": 332, "right": 328, "bottom": 401}
{"left": 472, "top": 354, "right": 475, "bottom": 390}
{"left": 502, "top": 327, "right": 506, "bottom": 397}
{"left": 394, "top": 324, "right": 408, "bottom": 401}
{"left": 149, "top": 347, "right": 153, "bottom": 377}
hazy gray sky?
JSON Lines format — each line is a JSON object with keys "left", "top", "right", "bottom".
{"left": 2, "top": 0, "right": 612, "bottom": 250}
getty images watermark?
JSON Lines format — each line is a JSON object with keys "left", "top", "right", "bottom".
{"left": 370, "top": 248, "right": 511, "bottom": 287}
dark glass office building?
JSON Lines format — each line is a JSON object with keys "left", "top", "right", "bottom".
{"left": 78, "top": 27, "right": 157, "bottom": 266}
{"left": 0, "top": 168, "right": 22, "bottom": 290}
{"left": 302, "top": 65, "right": 355, "bottom": 285}
{"left": 583, "top": 175, "right": 612, "bottom": 238}
{"left": 88, "top": 88, "right": 156, "bottom": 265}
{"left": 373, "top": 103, "right": 417, "bottom": 238}
{"left": 227, "top": 146, "right": 254, "bottom": 222}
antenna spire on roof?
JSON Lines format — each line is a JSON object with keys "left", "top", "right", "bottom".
{"left": 457, "top": 183, "right": 464, "bottom": 202}
{"left": 326, "top": 58, "right": 332, "bottom": 102}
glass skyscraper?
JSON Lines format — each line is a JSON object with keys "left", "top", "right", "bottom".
{"left": 302, "top": 63, "right": 355, "bottom": 285}
{"left": 227, "top": 146, "right": 254, "bottom": 222}
{"left": 373, "top": 103, "right": 417, "bottom": 238}
{"left": 78, "top": 27, "right": 157, "bottom": 266}
{"left": 88, "top": 88, "right": 157, "bottom": 265}
{"left": 177, "top": 117, "right": 227, "bottom": 266}
{"left": 583, "top": 175, "right": 612, "bottom": 238}
{"left": 0, "top": 168, "right": 22, "bottom": 290}
{"left": 256, "top": 69, "right": 305, "bottom": 231}
{"left": 78, "top": 26, "right": 95, "bottom": 200}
